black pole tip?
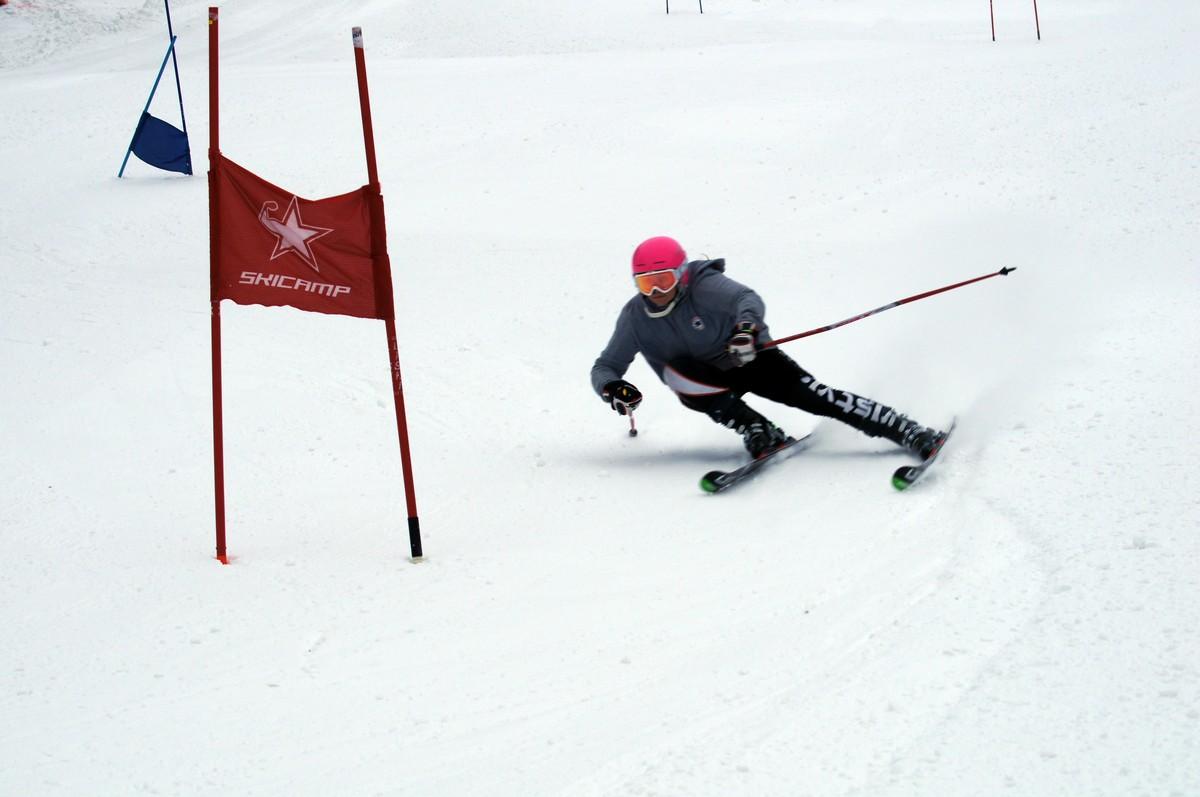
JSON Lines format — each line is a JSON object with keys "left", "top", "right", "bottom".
{"left": 1000, "top": 266, "right": 1017, "bottom": 275}
{"left": 407, "top": 516, "right": 423, "bottom": 559}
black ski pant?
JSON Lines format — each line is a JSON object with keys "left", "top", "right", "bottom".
{"left": 666, "top": 349, "right": 914, "bottom": 443}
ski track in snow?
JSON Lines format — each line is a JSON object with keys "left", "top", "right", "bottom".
{"left": 2, "top": 0, "right": 1199, "bottom": 794}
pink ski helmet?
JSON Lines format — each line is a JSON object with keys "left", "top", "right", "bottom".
{"left": 631, "top": 236, "right": 686, "bottom": 275}
{"left": 630, "top": 236, "right": 687, "bottom": 295}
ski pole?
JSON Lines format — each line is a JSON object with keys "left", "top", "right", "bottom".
{"left": 610, "top": 397, "right": 639, "bottom": 437}
{"left": 760, "top": 266, "right": 1017, "bottom": 350}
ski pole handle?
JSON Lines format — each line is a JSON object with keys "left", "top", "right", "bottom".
{"left": 760, "top": 266, "right": 1017, "bottom": 350}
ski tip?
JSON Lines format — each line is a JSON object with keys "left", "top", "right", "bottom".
{"left": 891, "top": 466, "right": 916, "bottom": 491}
{"left": 700, "top": 471, "right": 724, "bottom": 493}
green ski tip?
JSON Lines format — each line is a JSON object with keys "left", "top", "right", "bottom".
{"left": 700, "top": 470, "right": 724, "bottom": 493}
{"left": 891, "top": 475, "right": 912, "bottom": 491}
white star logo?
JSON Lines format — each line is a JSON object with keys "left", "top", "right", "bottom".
{"left": 257, "top": 196, "right": 334, "bottom": 272}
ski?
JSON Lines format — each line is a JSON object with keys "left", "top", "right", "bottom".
{"left": 891, "top": 418, "right": 957, "bottom": 491}
{"left": 700, "top": 430, "right": 816, "bottom": 494}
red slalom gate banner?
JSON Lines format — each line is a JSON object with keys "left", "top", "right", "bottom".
{"left": 208, "top": 8, "right": 423, "bottom": 563}
{"left": 212, "top": 155, "right": 388, "bottom": 319}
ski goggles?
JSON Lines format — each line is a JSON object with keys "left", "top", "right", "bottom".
{"left": 633, "top": 267, "right": 682, "bottom": 296}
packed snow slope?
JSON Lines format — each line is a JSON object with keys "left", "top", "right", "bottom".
{"left": 2, "top": 1, "right": 1198, "bottom": 794}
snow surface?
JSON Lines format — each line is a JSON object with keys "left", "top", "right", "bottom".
{"left": 2, "top": 0, "right": 1199, "bottom": 794}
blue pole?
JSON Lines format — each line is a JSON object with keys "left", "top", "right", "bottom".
{"left": 119, "top": 35, "right": 177, "bottom": 178}
{"left": 163, "top": 0, "right": 188, "bottom": 136}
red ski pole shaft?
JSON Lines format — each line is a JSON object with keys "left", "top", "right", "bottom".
{"left": 760, "top": 267, "right": 1016, "bottom": 350}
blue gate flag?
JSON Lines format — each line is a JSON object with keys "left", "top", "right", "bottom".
{"left": 131, "top": 112, "right": 192, "bottom": 174}
{"left": 119, "top": 33, "right": 191, "bottom": 177}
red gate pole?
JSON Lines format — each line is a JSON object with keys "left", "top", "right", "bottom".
{"left": 990, "top": 0, "right": 996, "bottom": 41}
{"left": 1033, "top": 0, "right": 1041, "bottom": 40}
{"left": 208, "top": 7, "right": 229, "bottom": 564}
{"left": 351, "top": 27, "right": 424, "bottom": 561}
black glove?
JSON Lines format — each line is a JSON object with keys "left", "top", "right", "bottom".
{"left": 726, "top": 321, "right": 759, "bottom": 367}
{"left": 601, "top": 379, "right": 643, "bottom": 415}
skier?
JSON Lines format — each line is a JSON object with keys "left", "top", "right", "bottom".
{"left": 590, "top": 236, "right": 947, "bottom": 460}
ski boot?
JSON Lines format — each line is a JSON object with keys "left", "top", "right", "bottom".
{"left": 900, "top": 423, "right": 948, "bottom": 461}
{"left": 742, "top": 420, "right": 789, "bottom": 459}
{"left": 706, "top": 397, "right": 789, "bottom": 459}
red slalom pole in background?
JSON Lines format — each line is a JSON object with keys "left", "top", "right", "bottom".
{"left": 351, "top": 26, "right": 424, "bottom": 562}
{"left": 208, "top": 6, "right": 228, "bottom": 565}
{"left": 759, "top": 267, "right": 1017, "bottom": 351}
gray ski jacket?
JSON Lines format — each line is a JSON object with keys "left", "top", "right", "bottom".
{"left": 590, "top": 259, "right": 771, "bottom": 395}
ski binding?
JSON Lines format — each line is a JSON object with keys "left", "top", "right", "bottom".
{"left": 891, "top": 418, "right": 957, "bottom": 491}
{"left": 700, "top": 431, "right": 816, "bottom": 494}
